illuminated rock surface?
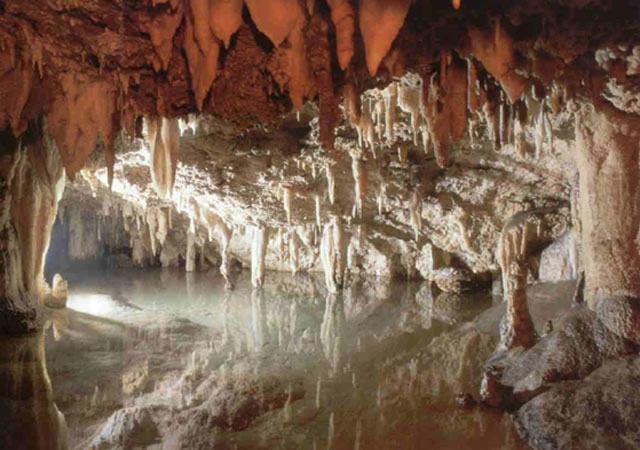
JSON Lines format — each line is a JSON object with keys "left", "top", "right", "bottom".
{"left": 1, "top": 0, "right": 640, "bottom": 448}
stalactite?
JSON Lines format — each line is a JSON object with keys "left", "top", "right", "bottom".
{"left": 208, "top": 0, "right": 243, "bottom": 49}
{"left": 408, "top": 190, "right": 422, "bottom": 241}
{"left": 245, "top": 0, "right": 301, "bottom": 47}
{"left": 466, "top": 58, "right": 479, "bottom": 114}
{"left": 146, "top": 117, "right": 180, "bottom": 199}
{"left": 514, "top": 99, "right": 527, "bottom": 157}
{"left": 184, "top": 0, "right": 221, "bottom": 111}
{"left": 186, "top": 230, "right": 196, "bottom": 272}
{"left": 282, "top": 186, "right": 292, "bottom": 224}
{"left": 327, "top": 0, "right": 355, "bottom": 70}
{"left": 543, "top": 107, "right": 553, "bottom": 154}
{"left": 289, "top": 230, "right": 299, "bottom": 274}
{"left": 377, "top": 181, "right": 387, "bottom": 216}
{"left": 321, "top": 217, "right": 347, "bottom": 293}
{"left": 397, "top": 82, "right": 423, "bottom": 146}
{"left": 358, "top": 0, "right": 412, "bottom": 76}
{"left": 534, "top": 101, "right": 545, "bottom": 159}
{"left": 146, "top": 208, "right": 158, "bottom": 257}
{"left": 351, "top": 157, "right": 366, "bottom": 219}
{"left": 425, "top": 58, "right": 467, "bottom": 168}
{"left": 48, "top": 74, "right": 116, "bottom": 185}
{"left": 384, "top": 83, "right": 397, "bottom": 145}
{"left": 315, "top": 194, "right": 322, "bottom": 228}
{"left": 326, "top": 164, "right": 336, "bottom": 205}
{"left": 251, "top": 226, "right": 268, "bottom": 288}
{"left": 343, "top": 80, "right": 361, "bottom": 126}
{"left": 146, "top": 1, "right": 184, "bottom": 71}
{"left": 468, "top": 19, "right": 528, "bottom": 103}
{"left": 156, "top": 208, "right": 168, "bottom": 246}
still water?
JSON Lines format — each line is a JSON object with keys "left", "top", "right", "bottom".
{"left": 0, "top": 269, "right": 538, "bottom": 449}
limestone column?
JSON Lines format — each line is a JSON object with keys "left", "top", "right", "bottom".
{"left": 576, "top": 105, "right": 640, "bottom": 344}
{"left": 0, "top": 125, "right": 65, "bottom": 334}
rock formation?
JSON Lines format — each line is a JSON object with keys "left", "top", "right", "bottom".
{"left": 1, "top": 0, "right": 640, "bottom": 447}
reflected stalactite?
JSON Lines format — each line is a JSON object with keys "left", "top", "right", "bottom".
{"left": 251, "top": 288, "right": 267, "bottom": 353}
{"left": 0, "top": 333, "right": 68, "bottom": 450}
{"left": 320, "top": 293, "right": 346, "bottom": 377}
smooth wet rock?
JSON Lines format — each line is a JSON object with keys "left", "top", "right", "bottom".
{"left": 515, "top": 356, "right": 640, "bottom": 450}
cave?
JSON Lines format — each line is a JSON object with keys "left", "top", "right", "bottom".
{"left": 1, "top": 0, "right": 640, "bottom": 448}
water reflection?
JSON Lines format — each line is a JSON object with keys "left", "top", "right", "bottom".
{"left": 0, "top": 332, "right": 68, "bottom": 450}
{"left": 1, "top": 269, "right": 530, "bottom": 449}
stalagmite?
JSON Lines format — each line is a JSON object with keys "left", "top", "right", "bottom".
{"left": 146, "top": 117, "right": 180, "bottom": 199}
{"left": 359, "top": 0, "right": 412, "bottom": 76}
{"left": 327, "top": 0, "right": 355, "bottom": 70}
{"left": 251, "top": 226, "right": 268, "bottom": 288}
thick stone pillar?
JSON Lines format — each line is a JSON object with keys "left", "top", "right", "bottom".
{"left": 576, "top": 105, "right": 640, "bottom": 344}
{"left": 0, "top": 125, "right": 65, "bottom": 334}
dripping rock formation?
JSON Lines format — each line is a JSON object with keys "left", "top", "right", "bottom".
{"left": 1, "top": 0, "right": 640, "bottom": 448}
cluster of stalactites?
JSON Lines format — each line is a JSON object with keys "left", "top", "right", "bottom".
{"left": 145, "top": 0, "right": 428, "bottom": 118}
{"left": 344, "top": 38, "right": 562, "bottom": 173}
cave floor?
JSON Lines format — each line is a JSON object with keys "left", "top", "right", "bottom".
{"left": 5, "top": 269, "right": 574, "bottom": 449}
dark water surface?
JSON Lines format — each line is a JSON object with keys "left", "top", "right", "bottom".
{"left": 0, "top": 268, "right": 549, "bottom": 450}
